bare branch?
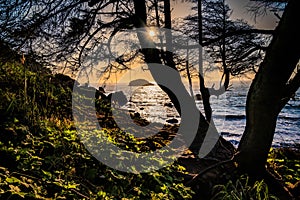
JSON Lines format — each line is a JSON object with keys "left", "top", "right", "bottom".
{"left": 202, "top": 29, "right": 274, "bottom": 46}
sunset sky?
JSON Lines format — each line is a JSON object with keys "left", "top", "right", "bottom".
{"left": 172, "top": 0, "right": 279, "bottom": 29}
{"left": 95, "top": 0, "right": 278, "bottom": 88}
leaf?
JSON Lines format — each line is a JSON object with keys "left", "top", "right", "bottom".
{"left": 6, "top": 177, "right": 21, "bottom": 184}
{"left": 42, "top": 170, "right": 52, "bottom": 178}
{"left": 65, "top": 183, "right": 79, "bottom": 189}
{"left": 8, "top": 185, "right": 27, "bottom": 198}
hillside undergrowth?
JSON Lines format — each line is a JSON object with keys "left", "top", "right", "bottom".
{"left": 0, "top": 61, "right": 193, "bottom": 199}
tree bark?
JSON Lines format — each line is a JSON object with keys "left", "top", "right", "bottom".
{"left": 132, "top": 0, "right": 234, "bottom": 157}
{"left": 237, "top": 0, "right": 300, "bottom": 175}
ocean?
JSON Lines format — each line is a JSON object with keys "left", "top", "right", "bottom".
{"left": 104, "top": 82, "right": 300, "bottom": 148}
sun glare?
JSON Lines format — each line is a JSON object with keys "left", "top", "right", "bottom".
{"left": 149, "top": 30, "right": 155, "bottom": 37}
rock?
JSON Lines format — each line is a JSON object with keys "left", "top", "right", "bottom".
{"left": 166, "top": 118, "right": 178, "bottom": 124}
{"left": 164, "top": 102, "right": 173, "bottom": 108}
{"left": 195, "top": 94, "right": 202, "bottom": 100}
{"left": 131, "top": 112, "right": 140, "bottom": 119}
{"left": 128, "top": 79, "right": 154, "bottom": 86}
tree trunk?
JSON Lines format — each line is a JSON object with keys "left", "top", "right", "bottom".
{"left": 237, "top": 0, "right": 300, "bottom": 175}
{"left": 132, "top": 0, "right": 234, "bottom": 158}
{"left": 197, "top": 0, "right": 213, "bottom": 122}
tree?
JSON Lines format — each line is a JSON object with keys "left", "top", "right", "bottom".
{"left": 131, "top": 0, "right": 234, "bottom": 158}
{"left": 0, "top": 0, "right": 235, "bottom": 160}
{"left": 174, "top": 0, "right": 274, "bottom": 124}
{"left": 237, "top": 0, "right": 300, "bottom": 175}
{"left": 189, "top": 0, "right": 300, "bottom": 186}
{"left": 1, "top": 0, "right": 299, "bottom": 197}
{"left": 173, "top": 0, "right": 300, "bottom": 180}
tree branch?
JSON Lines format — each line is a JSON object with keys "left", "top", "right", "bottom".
{"left": 280, "top": 67, "right": 300, "bottom": 108}
{"left": 202, "top": 29, "right": 274, "bottom": 46}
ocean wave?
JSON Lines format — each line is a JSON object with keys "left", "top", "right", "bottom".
{"left": 221, "top": 132, "right": 241, "bottom": 137}
{"left": 277, "top": 116, "right": 300, "bottom": 121}
{"left": 212, "top": 114, "right": 246, "bottom": 120}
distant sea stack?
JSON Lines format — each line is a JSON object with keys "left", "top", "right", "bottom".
{"left": 128, "top": 79, "right": 154, "bottom": 86}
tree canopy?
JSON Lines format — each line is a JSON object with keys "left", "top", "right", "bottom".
{"left": 0, "top": 0, "right": 299, "bottom": 199}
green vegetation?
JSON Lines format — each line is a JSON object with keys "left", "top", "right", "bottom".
{"left": 210, "top": 148, "right": 300, "bottom": 200}
{"left": 0, "top": 60, "right": 299, "bottom": 199}
{"left": 0, "top": 61, "right": 193, "bottom": 199}
{"left": 267, "top": 148, "right": 300, "bottom": 191}
{"left": 211, "top": 175, "right": 279, "bottom": 200}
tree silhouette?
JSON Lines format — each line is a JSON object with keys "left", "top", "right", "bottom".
{"left": 1, "top": 1, "right": 299, "bottom": 198}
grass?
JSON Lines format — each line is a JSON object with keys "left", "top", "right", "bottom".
{"left": 211, "top": 175, "right": 279, "bottom": 200}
